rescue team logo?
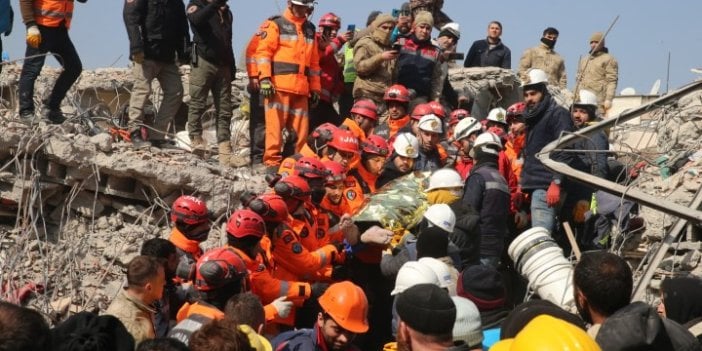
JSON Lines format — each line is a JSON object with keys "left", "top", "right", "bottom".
{"left": 346, "top": 190, "right": 356, "bottom": 201}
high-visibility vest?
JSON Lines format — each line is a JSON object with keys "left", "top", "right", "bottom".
{"left": 34, "top": 0, "right": 74, "bottom": 28}
{"left": 343, "top": 45, "right": 357, "bottom": 83}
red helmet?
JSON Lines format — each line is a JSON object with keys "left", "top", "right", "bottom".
{"left": 194, "top": 248, "right": 248, "bottom": 292}
{"left": 487, "top": 126, "right": 508, "bottom": 145}
{"left": 384, "top": 84, "right": 411, "bottom": 103}
{"left": 410, "top": 103, "right": 433, "bottom": 121}
{"left": 327, "top": 129, "right": 360, "bottom": 154}
{"left": 319, "top": 12, "right": 341, "bottom": 29}
{"left": 506, "top": 102, "right": 527, "bottom": 123}
{"left": 448, "top": 109, "right": 470, "bottom": 126}
{"left": 274, "top": 175, "right": 312, "bottom": 201}
{"left": 294, "top": 156, "right": 328, "bottom": 179}
{"left": 323, "top": 160, "right": 346, "bottom": 184}
{"left": 427, "top": 101, "right": 446, "bottom": 119}
{"left": 307, "top": 123, "right": 338, "bottom": 154}
{"left": 226, "top": 209, "right": 266, "bottom": 239}
{"left": 247, "top": 194, "right": 289, "bottom": 223}
{"left": 171, "top": 195, "right": 209, "bottom": 225}
{"left": 361, "top": 135, "right": 390, "bottom": 157}
{"left": 350, "top": 99, "right": 379, "bottom": 121}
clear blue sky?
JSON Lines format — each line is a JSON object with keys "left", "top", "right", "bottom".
{"left": 3, "top": 0, "right": 701, "bottom": 94}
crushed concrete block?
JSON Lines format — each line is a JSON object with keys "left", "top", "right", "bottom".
{"left": 89, "top": 133, "right": 113, "bottom": 153}
{"left": 681, "top": 250, "right": 701, "bottom": 271}
{"left": 69, "top": 191, "right": 105, "bottom": 218}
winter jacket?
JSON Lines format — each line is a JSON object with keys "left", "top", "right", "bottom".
{"left": 414, "top": 146, "right": 446, "bottom": 172}
{"left": 123, "top": 0, "right": 190, "bottom": 63}
{"left": 596, "top": 302, "right": 701, "bottom": 351}
{"left": 570, "top": 123, "right": 609, "bottom": 179}
{"left": 104, "top": 289, "right": 156, "bottom": 345}
{"left": 318, "top": 34, "right": 346, "bottom": 103}
{"left": 464, "top": 39, "right": 511, "bottom": 69}
{"left": 447, "top": 200, "right": 481, "bottom": 269}
{"left": 396, "top": 34, "right": 443, "bottom": 100}
{"left": 273, "top": 323, "right": 361, "bottom": 351}
{"left": 20, "top": 0, "right": 73, "bottom": 28}
{"left": 353, "top": 35, "right": 395, "bottom": 102}
{"left": 518, "top": 43, "right": 567, "bottom": 88}
{"left": 520, "top": 93, "right": 575, "bottom": 190}
{"left": 376, "top": 153, "right": 412, "bottom": 189}
{"left": 0, "top": 0, "right": 12, "bottom": 35}
{"left": 577, "top": 48, "right": 618, "bottom": 107}
{"left": 186, "top": 0, "right": 234, "bottom": 67}
{"left": 254, "top": 9, "right": 321, "bottom": 96}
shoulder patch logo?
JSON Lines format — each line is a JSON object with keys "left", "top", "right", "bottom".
{"left": 346, "top": 190, "right": 357, "bottom": 201}
{"left": 292, "top": 242, "right": 303, "bottom": 254}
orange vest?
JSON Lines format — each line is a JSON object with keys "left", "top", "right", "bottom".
{"left": 169, "top": 228, "right": 203, "bottom": 260}
{"left": 34, "top": 0, "right": 74, "bottom": 28}
{"left": 387, "top": 115, "right": 410, "bottom": 139}
{"left": 342, "top": 118, "right": 368, "bottom": 142}
{"left": 176, "top": 301, "right": 224, "bottom": 323}
{"left": 254, "top": 9, "right": 321, "bottom": 96}
{"left": 504, "top": 134, "right": 525, "bottom": 180}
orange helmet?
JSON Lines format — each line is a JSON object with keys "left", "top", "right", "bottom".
{"left": 194, "top": 248, "right": 248, "bottom": 292}
{"left": 327, "top": 129, "right": 360, "bottom": 154}
{"left": 294, "top": 156, "right": 328, "bottom": 179}
{"left": 384, "top": 84, "right": 411, "bottom": 103}
{"left": 274, "top": 175, "right": 311, "bottom": 201}
{"left": 448, "top": 109, "right": 470, "bottom": 126}
{"left": 247, "top": 194, "right": 289, "bottom": 223}
{"left": 323, "top": 160, "right": 346, "bottom": 184}
{"left": 319, "top": 12, "right": 341, "bottom": 29}
{"left": 427, "top": 101, "right": 446, "bottom": 119}
{"left": 507, "top": 102, "right": 527, "bottom": 123}
{"left": 411, "top": 103, "right": 433, "bottom": 121}
{"left": 171, "top": 195, "right": 209, "bottom": 225}
{"left": 350, "top": 99, "right": 379, "bottom": 121}
{"left": 361, "top": 135, "right": 390, "bottom": 157}
{"left": 318, "top": 281, "right": 370, "bottom": 333}
{"left": 226, "top": 209, "right": 266, "bottom": 239}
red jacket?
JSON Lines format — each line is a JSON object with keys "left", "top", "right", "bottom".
{"left": 317, "top": 34, "right": 345, "bottom": 103}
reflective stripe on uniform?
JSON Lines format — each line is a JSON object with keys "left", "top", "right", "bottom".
{"left": 256, "top": 58, "right": 271, "bottom": 64}
{"left": 266, "top": 102, "right": 309, "bottom": 118}
{"left": 279, "top": 280, "right": 289, "bottom": 298}
{"left": 280, "top": 34, "right": 299, "bottom": 42}
{"left": 35, "top": 8, "right": 72, "bottom": 19}
{"left": 273, "top": 62, "right": 301, "bottom": 75}
{"left": 317, "top": 249, "right": 328, "bottom": 266}
{"left": 485, "top": 181, "right": 510, "bottom": 194}
{"left": 308, "top": 69, "right": 321, "bottom": 77}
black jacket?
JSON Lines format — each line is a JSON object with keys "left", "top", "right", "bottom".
{"left": 570, "top": 126, "right": 609, "bottom": 179}
{"left": 464, "top": 39, "right": 511, "bottom": 69}
{"left": 123, "top": 0, "right": 190, "bottom": 63}
{"left": 187, "top": 0, "right": 234, "bottom": 67}
{"left": 520, "top": 93, "right": 575, "bottom": 190}
{"left": 447, "top": 200, "right": 481, "bottom": 269}
{"left": 376, "top": 153, "right": 411, "bottom": 189}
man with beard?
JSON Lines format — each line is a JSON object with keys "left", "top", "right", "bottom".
{"left": 464, "top": 21, "right": 511, "bottom": 69}
{"left": 140, "top": 238, "right": 185, "bottom": 337}
{"left": 519, "top": 69, "right": 574, "bottom": 234}
{"left": 168, "top": 195, "right": 211, "bottom": 283}
{"left": 414, "top": 114, "right": 448, "bottom": 171}
{"left": 377, "top": 132, "right": 420, "bottom": 188}
{"left": 395, "top": 283, "right": 461, "bottom": 351}
{"left": 518, "top": 27, "right": 567, "bottom": 89}
{"left": 576, "top": 32, "right": 619, "bottom": 115}
{"left": 273, "top": 281, "right": 369, "bottom": 351}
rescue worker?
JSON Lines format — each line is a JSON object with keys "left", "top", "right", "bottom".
{"left": 17, "top": 0, "right": 86, "bottom": 123}
{"left": 342, "top": 99, "right": 378, "bottom": 142}
{"left": 278, "top": 123, "right": 338, "bottom": 177}
{"left": 395, "top": 11, "right": 443, "bottom": 106}
{"left": 520, "top": 68, "right": 574, "bottom": 234}
{"left": 377, "top": 132, "right": 420, "bottom": 188}
{"left": 464, "top": 21, "right": 511, "bottom": 69}
{"left": 322, "top": 128, "right": 360, "bottom": 170}
{"left": 353, "top": 13, "right": 397, "bottom": 106}
{"left": 451, "top": 116, "right": 483, "bottom": 180}
{"left": 255, "top": 0, "right": 322, "bottom": 170}
{"left": 374, "top": 84, "right": 412, "bottom": 140}
{"left": 518, "top": 27, "right": 567, "bottom": 89}
{"left": 345, "top": 135, "right": 389, "bottom": 213}
{"left": 185, "top": 0, "right": 237, "bottom": 166}
{"left": 168, "top": 195, "right": 210, "bottom": 282}
{"left": 123, "top": 0, "right": 190, "bottom": 147}
{"left": 245, "top": 20, "right": 267, "bottom": 165}
{"left": 272, "top": 281, "right": 370, "bottom": 351}
{"left": 393, "top": 103, "right": 433, "bottom": 142}
{"left": 310, "top": 12, "right": 348, "bottom": 130}
{"left": 289, "top": 157, "right": 329, "bottom": 251}
{"left": 321, "top": 160, "right": 351, "bottom": 218}
{"left": 443, "top": 109, "right": 470, "bottom": 161}
{"left": 462, "top": 132, "right": 510, "bottom": 268}
{"left": 0, "top": 0, "right": 11, "bottom": 75}
{"left": 504, "top": 102, "right": 527, "bottom": 180}
{"left": 414, "top": 114, "right": 448, "bottom": 171}
{"left": 576, "top": 32, "right": 619, "bottom": 115}
{"left": 485, "top": 107, "right": 508, "bottom": 134}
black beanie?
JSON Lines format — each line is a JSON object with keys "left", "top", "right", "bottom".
{"left": 51, "top": 312, "right": 135, "bottom": 351}
{"left": 500, "top": 299, "right": 587, "bottom": 339}
{"left": 457, "top": 264, "right": 506, "bottom": 311}
{"left": 396, "top": 284, "right": 456, "bottom": 335}
{"left": 417, "top": 226, "right": 449, "bottom": 259}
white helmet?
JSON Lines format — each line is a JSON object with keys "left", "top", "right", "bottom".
{"left": 574, "top": 89, "right": 598, "bottom": 107}
{"left": 418, "top": 257, "right": 454, "bottom": 290}
{"left": 393, "top": 132, "right": 420, "bottom": 158}
{"left": 469, "top": 132, "right": 502, "bottom": 158}
{"left": 453, "top": 117, "right": 481, "bottom": 142}
{"left": 426, "top": 168, "right": 464, "bottom": 192}
{"left": 486, "top": 107, "right": 508, "bottom": 125}
{"left": 522, "top": 68, "right": 549, "bottom": 87}
{"left": 424, "top": 203, "right": 456, "bottom": 233}
{"left": 391, "top": 260, "right": 440, "bottom": 295}
{"left": 290, "top": 0, "right": 315, "bottom": 7}
{"left": 418, "top": 114, "right": 443, "bottom": 134}
{"left": 440, "top": 22, "right": 461, "bottom": 39}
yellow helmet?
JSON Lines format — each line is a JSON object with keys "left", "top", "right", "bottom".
{"left": 489, "top": 315, "right": 600, "bottom": 351}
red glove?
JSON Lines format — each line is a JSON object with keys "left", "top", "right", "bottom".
{"left": 546, "top": 181, "right": 561, "bottom": 207}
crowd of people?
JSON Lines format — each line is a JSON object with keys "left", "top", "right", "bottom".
{"left": 1, "top": 0, "right": 701, "bottom": 350}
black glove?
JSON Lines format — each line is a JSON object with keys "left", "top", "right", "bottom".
{"left": 310, "top": 91, "right": 320, "bottom": 108}
{"left": 310, "top": 282, "right": 330, "bottom": 299}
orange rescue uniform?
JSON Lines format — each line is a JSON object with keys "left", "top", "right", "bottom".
{"left": 34, "top": 0, "right": 74, "bottom": 28}
{"left": 176, "top": 301, "right": 224, "bottom": 323}
{"left": 269, "top": 222, "right": 336, "bottom": 282}
{"left": 278, "top": 146, "right": 319, "bottom": 176}
{"left": 344, "top": 164, "right": 379, "bottom": 214}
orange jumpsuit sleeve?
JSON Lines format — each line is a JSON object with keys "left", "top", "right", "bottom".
{"left": 245, "top": 32, "right": 261, "bottom": 78}
{"left": 253, "top": 20, "right": 279, "bottom": 80}
{"left": 249, "top": 263, "right": 310, "bottom": 306}
{"left": 271, "top": 227, "right": 336, "bottom": 279}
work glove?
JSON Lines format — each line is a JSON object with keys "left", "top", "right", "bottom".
{"left": 511, "top": 187, "right": 526, "bottom": 209}
{"left": 259, "top": 78, "right": 275, "bottom": 98}
{"left": 271, "top": 296, "right": 293, "bottom": 318}
{"left": 131, "top": 52, "right": 145, "bottom": 64}
{"left": 572, "top": 200, "right": 591, "bottom": 223}
{"left": 360, "top": 226, "right": 393, "bottom": 245}
{"left": 310, "top": 91, "right": 320, "bottom": 108}
{"left": 546, "top": 181, "right": 561, "bottom": 208}
{"left": 26, "top": 25, "right": 41, "bottom": 48}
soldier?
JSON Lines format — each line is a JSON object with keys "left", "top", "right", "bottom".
{"left": 576, "top": 32, "right": 619, "bottom": 115}
{"left": 518, "top": 27, "right": 566, "bottom": 89}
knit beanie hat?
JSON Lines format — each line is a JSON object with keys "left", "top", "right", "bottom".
{"left": 457, "top": 264, "right": 506, "bottom": 311}
{"left": 396, "top": 284, "right": 456, "bottom": 335}
{"left": 51, "top": 312, "right": 135, "bottom": 351}
{"left": 451, "top": 296, "right": 483, "bottom": 348}
{"left": 500, "top": 299, "right": 587, "bottom": 339}
{"left": 413, "top": 11, "right": 433, "bottom": 28}
{"left": 417, "top": 226, "right": 449, "bottom": 259}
